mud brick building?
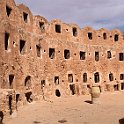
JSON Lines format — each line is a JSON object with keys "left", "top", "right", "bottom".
{"left": 0, "top": 0, "right": 124, "bottom": 118}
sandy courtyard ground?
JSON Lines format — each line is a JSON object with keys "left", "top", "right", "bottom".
{"left": 4, "top": 92, "right": 124, "bottom": 124}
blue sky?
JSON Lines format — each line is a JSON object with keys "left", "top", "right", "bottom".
{"left": 15, "top": 0, "right": 124, "bottom": 31}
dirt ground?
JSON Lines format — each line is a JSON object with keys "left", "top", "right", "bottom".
{"left": 4, "top": 92, "right": 124, "bottom": 124}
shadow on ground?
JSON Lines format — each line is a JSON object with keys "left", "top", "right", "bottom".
{"left": 119, "top": 118, "right": 124, "bottom": 124}
{"left": 33, "top": 121, "right": 41, "bottom": 124}
{"left": 58, "top": 119, "right": 67, "bottom": 123}
{"left": 84, "top": 100, "right": 92, "bottom": 104}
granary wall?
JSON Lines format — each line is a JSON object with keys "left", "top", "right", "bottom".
{"left": 0, "top": 0, "right": 124, "bottom": 118}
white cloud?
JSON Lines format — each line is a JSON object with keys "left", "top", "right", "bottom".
{"left": 15, "top": 0, "right": 124, "bottom": 30}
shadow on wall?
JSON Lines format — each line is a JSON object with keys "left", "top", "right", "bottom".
{"left": 0, "top": 111, "right": 4, "bottom": 124}
{"left": 119, "top": 118, "right": 124, "bottom": 124}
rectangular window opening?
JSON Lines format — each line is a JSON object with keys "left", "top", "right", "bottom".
{"left": 9, "top": 74, "right": 14, "bottom": 89}
{"left": 121, "top": 83, "right": 124, "bottom": 90}
{"left": 55, "top": 24, "right": 61, "bottom": 33}
{"left": 80, "top": 51, "right": 85, "bottom": 60}
{"left": 39, "top": 22, "right": 45, "bottom": 32}
{"left": 41, "top": 80, "right": 45, "bottom": 89}
{"left": 49, "top": 48, "right": 55, "bottom": 59}
{"left": 114, "top": 84, "right": 119, "bottom": 91}
{"left": 69, "top": 84, "right": 75, "bottom": 95}
{"left": 119, "top": 53, "right": 124, "bottom": 61}
{"left": 120, "top": 74, "right": 124, "bottom": 80}
{"left": 94, "top": 72, "right": 100, "bottom": 83}
{"left": 103, "top": 33, "right": 107, "bottom": 40}
{"left": 36, "top": 45, "right": 41, "bottom": 57}
{"left": 107, "top": 51, "right": 112, "bottom": 59}
{"left": 54, "top": 76, "right": 59, "bottom": 85}
{"left": 88, "top": 32, "right": 92, "bottom": 40}
{"left": 83, "top": 73, "right": 87, "bottom": 83}
{"left": 64, "top": 49, "right": 70, "bottom": 59}
{"left": 6, "top": 5, "right": 12, "bottom": 17}
{"left": 23, "top": 12, "right": 28, "bottom": 23}
{"left": 16, "top": 94, "right": 20, "bottom": 103}
{"left": 4, "top": 32, "right": 9, "bottom": 50}
{"left": 114, "top": 34, "right": 119, "bottom": 42}
{"left": 72, "top": 27, "right": 77, "bottom": 37}
{"left": 68, "top": 74, "right": 73, "bottom": 83}
{"left": 109, "top": 73, "right": 114, "bottom": 81}
{"left": 20, "top": 40, "right": 26, "bottom": 55}
{"left": 95, "top": 52, "right": 99, "bottom": 61}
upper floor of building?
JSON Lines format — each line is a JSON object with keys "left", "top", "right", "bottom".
{"left": 0, "top": 0, "right": 124, "bottom": 46}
